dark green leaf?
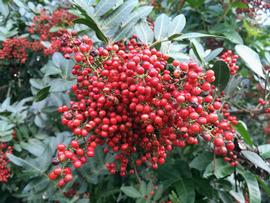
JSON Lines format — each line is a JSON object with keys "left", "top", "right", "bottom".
{"left": 174, "top": 178, "right": 195, "bottom": 203}
{"left": 212, "top": 60, "right": 230, "bottom": 90}
{"left": 73, "top": 18, "right": 108, "bottom": 43}
{"left": 35, "top": 86, "right": 50, "bottom": 102}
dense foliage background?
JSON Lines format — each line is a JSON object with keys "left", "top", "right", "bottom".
{"left": 0, "top": 0, "right": 270, "bottom": 202}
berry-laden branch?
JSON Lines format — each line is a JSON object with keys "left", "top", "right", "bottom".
{"left": 47, "top": 33, "right": 239, "bottom": 187}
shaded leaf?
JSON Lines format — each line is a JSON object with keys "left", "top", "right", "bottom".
{"left": 212, "top": 60, "right": 230, "bottom": 90}
{"left": 135, "top": 22, "right": 154, "bottom": 44}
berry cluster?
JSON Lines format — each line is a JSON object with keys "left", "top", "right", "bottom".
{"left": 28, "top": 9, "right": 76, "bottom": 41}
{"left": 0, "top": 38, "right": 44, "bottom": 64}
{"left": 236, "top": 0, "right": 270, "bottom": 18}
{"left": 28, "top": 9, "right": 77, "bottom": 55}
{"left": 220, "top": 50, "right": 239, "bottom": 75}
{"left": 49, "top": 34, "right": 239, "bottom": 186}
{"left": 0, "top": 143, "right": 13, "bottom": 183}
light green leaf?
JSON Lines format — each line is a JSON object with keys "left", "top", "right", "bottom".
{"left": 168, "top": 14, "right": 186, "bottom": 37}
{"left": 241, "top": 150, "right": 270, "bottom": 174}
{"left": 7, "top": 153, "right": 43, "bottom": 174}
{"left": 235, "top": 44, "right": 265, "bottom": 79}
{"left": 135, "top": 22, "right": 154, "bottom": 45}
{"left": 234, "top": 121, "right": 253, "bottom": 146}
{"left": 258, "top": 144, "right": 270, "bottom": 159}
{"left": 154, "top": 13, "right": 170, "bottom": 40}
{"left": 175, "top": 32, "right": 221, "bottom": 41}
{"left": 121, "top": 186, "right": 142, "bottom": 198}
{"left": 94, "top": 0, "right": 118, "bottom": 16}
{"left": 205, "top": 48, "right": 223, "bottom": 62}
{"left": 122, "top": 6, "right": 153, "bottom": 27}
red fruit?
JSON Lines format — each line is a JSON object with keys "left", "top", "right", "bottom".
{"left": 214, "top": 138, "right": 224, "bottom": 147}
{"left": 146, "top": 125, "right": 154, "bottom": 133}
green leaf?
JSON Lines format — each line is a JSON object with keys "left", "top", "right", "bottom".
{"left": 237, "top": 167, "right": 261, "bottom": 203}
{"left": 103, "top": 0, "right": 138, "bottom": 27}
{"left": 223, "top": 31, "right": 243, "bottom": 44}
{"left": 203, "top": 158, "right": 234, "bottom": 178}
{"left": 73, "top": 18, "right": 108, "bottom": 43}
{"left": 205, "top": 48, "right": 223, "bottom": 62}
{"left": 122, "top": 6, "right": 153, "bottom": 27}
{"left": 231, "top": 1, "right": 249, "bottom": 8}
{"left": 189, "top": 152, "right": 212, "bottom": 171}
{"left": 241, "top": 150, "right": 270, "bottom": 174}
{"left": 94, "top": 0, "right": 118, "bottom": 17}
{"left": 258, "top": 144, "right": 270, "bottom": 159}
{"left": 113, "top": 21, "right": 136, "bottom": 42}
{"left": 135, "top": 22, "right": 154, "bottom": 45}
{"left": 174, "top": 178, "right": 195, "bottom": 203}
{"left": 175, "top": 32, "right": 222, "bottom": 41}
{"left": 211, "top": 60, "right": 230, "bottom": 90}
{"left": 234, "top": 121, "right": 253, "bottom": 146}
{"left": 190, "top": 39, "right": 205, "bottom": 64}
{"left": 7, "top": 153, "right": 43, "bottom": 174}
{"left": 35, "top": 86, "right": 50, "bottom": 102}
{"left": 49, "top": 26, "right": 62, "bottom": 33}
{"left": 235, "top": 44, "right": 265, "bottom": 79}
{"left": 154, "top": 13, "right": 170, "bottom": 40}
{"left": 121, "top": 186, "right": 142, "bottom": 198}
{"left": 168, "top": 14, "right": 186, "bottom": 37}
{"left": 256, "top": 176, "right": 270, "bottom": 197}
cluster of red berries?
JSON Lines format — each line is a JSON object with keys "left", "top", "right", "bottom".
{"left": 220, "top": 50, "right": 239, "bottom": 75}
{"left": 0, "top": 38, "right": 44, "bottom": 64}
{"left": 48, "top": 33, "right": 239, "bottom": 186}
{"left": 236, "top": 0, "right": 270, "bottom": 17}
{"left": 28, "top": 9, "right": 77, "bottom": 55}
{"left": 0, "top": 143, "right": 13, "bottom": 183}
{"left": 28, "top": 9, "right": 76, "bottom": 41}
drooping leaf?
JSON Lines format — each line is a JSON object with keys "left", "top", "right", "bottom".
{"left": 212, "top": 60, "right": 230, "bottom": 90}
{"left": 121, "top": 186, "right": 142, "bottom": 198}
{"left": 241, "top": 150, "right": 270, "bottom": 174}
{"left": 154, "top": 13, "right": 170, "bottom": 41}
{"left": 235, "top": 44, "right": 265, "bottom": 79}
